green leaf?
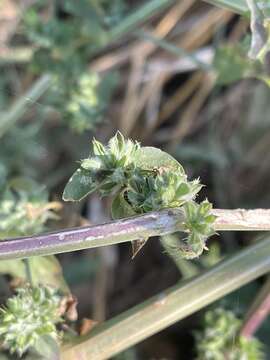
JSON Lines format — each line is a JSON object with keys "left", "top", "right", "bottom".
{"left": 134, "top": 147, "right": 184, "bottom": 173}
{"left": 63, "top": 168, "right": 98, "bottom": 201}
{"left": 0, "top": 256, "right": 69, "bottom": 293}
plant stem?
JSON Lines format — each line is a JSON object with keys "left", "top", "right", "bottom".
{"left": 240, "top": 276, "right": 270, "bottom": 338}
{"left": 61, "top": 235, "right": 270, "bottom": 360}
{"left": 0, "top": 74, "right": 52, "bottom": 138}
{"left": 1, "top": 208, "right": 270, "bottom": 260}
{"left": 202, "top": 0, "right": 249, "bottom": 15}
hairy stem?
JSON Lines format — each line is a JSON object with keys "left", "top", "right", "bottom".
{"left": 1, "top": 208, "right": 270, "bottom": 260}
{"left": 62, "top": 235, "right": 270, "bottom": 359}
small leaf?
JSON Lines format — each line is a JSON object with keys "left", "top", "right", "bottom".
{"left": 0, "top": 256, "right": 69, "bottom": 293}
{"left": 63, "top": 168, "right": 98, "bottom": 201}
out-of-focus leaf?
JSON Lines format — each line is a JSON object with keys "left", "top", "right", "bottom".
{"left": 23, "top": 1, "right": 120, "bottom": 133}
{"left": 0, "top": 178, "right": 60, "bottom": 239}
{"left": 214, "top": 44, "right": 255, "bottom": 84}
{"left": 0, "top": 256, "right": 69, "bottom": 293}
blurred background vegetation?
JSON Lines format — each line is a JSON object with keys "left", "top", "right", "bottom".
{"left": 0, "top": 0, "right": 270, "bottom": 358}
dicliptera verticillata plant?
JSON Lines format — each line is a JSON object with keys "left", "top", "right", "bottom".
{"left": 1, "top": 0, "right": 270, "bottom": 358}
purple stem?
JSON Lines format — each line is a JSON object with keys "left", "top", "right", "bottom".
{"left": 0, "top": 208, "right": 185, "bottom": 260}
{"left": 1, "top": 208, "right": 270, "bottom": 260}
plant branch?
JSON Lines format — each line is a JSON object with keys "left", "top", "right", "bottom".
{"left": 240, "top": 275, "right": 270, "bottom": 338}
{"left": 1, "top": 208, "right": 270, "bottom": 260}
{"left": 62, "top": 235, "right": 270, "bottom": 359}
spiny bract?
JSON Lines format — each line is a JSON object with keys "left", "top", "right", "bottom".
{"left": 127, "top": 169, "right": 202, "bottom": 213}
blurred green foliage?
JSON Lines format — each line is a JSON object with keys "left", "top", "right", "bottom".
{"left": 0, "top": 286, "right": 62, "bottom": 357}
{"left": 0, "top": 178, "right": 58, "bottom": 239}
{"left": 214, "top": 35, "right": 270, "bottom": 85}
{"left": 23, "top": 0, "right": 122, "bottom": 132}
{"left": 195, "top": 307, "right": 265, "bottom": 359}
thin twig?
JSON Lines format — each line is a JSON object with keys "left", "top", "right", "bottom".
{"left": 1, "top": 208, "right": 270, "bottom": 260}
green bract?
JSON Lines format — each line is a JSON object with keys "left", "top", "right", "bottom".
{"left": 195, "top": 308, "right": 265, "bottom": 360}
{"left": 179, "top": 200, "right": 216, "bottom": 259}
{"left": 0, "top": 286, "right": 62, "bottom": 357}
{"left": 63, "top": 132, "right": 216, "bottom": 259}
